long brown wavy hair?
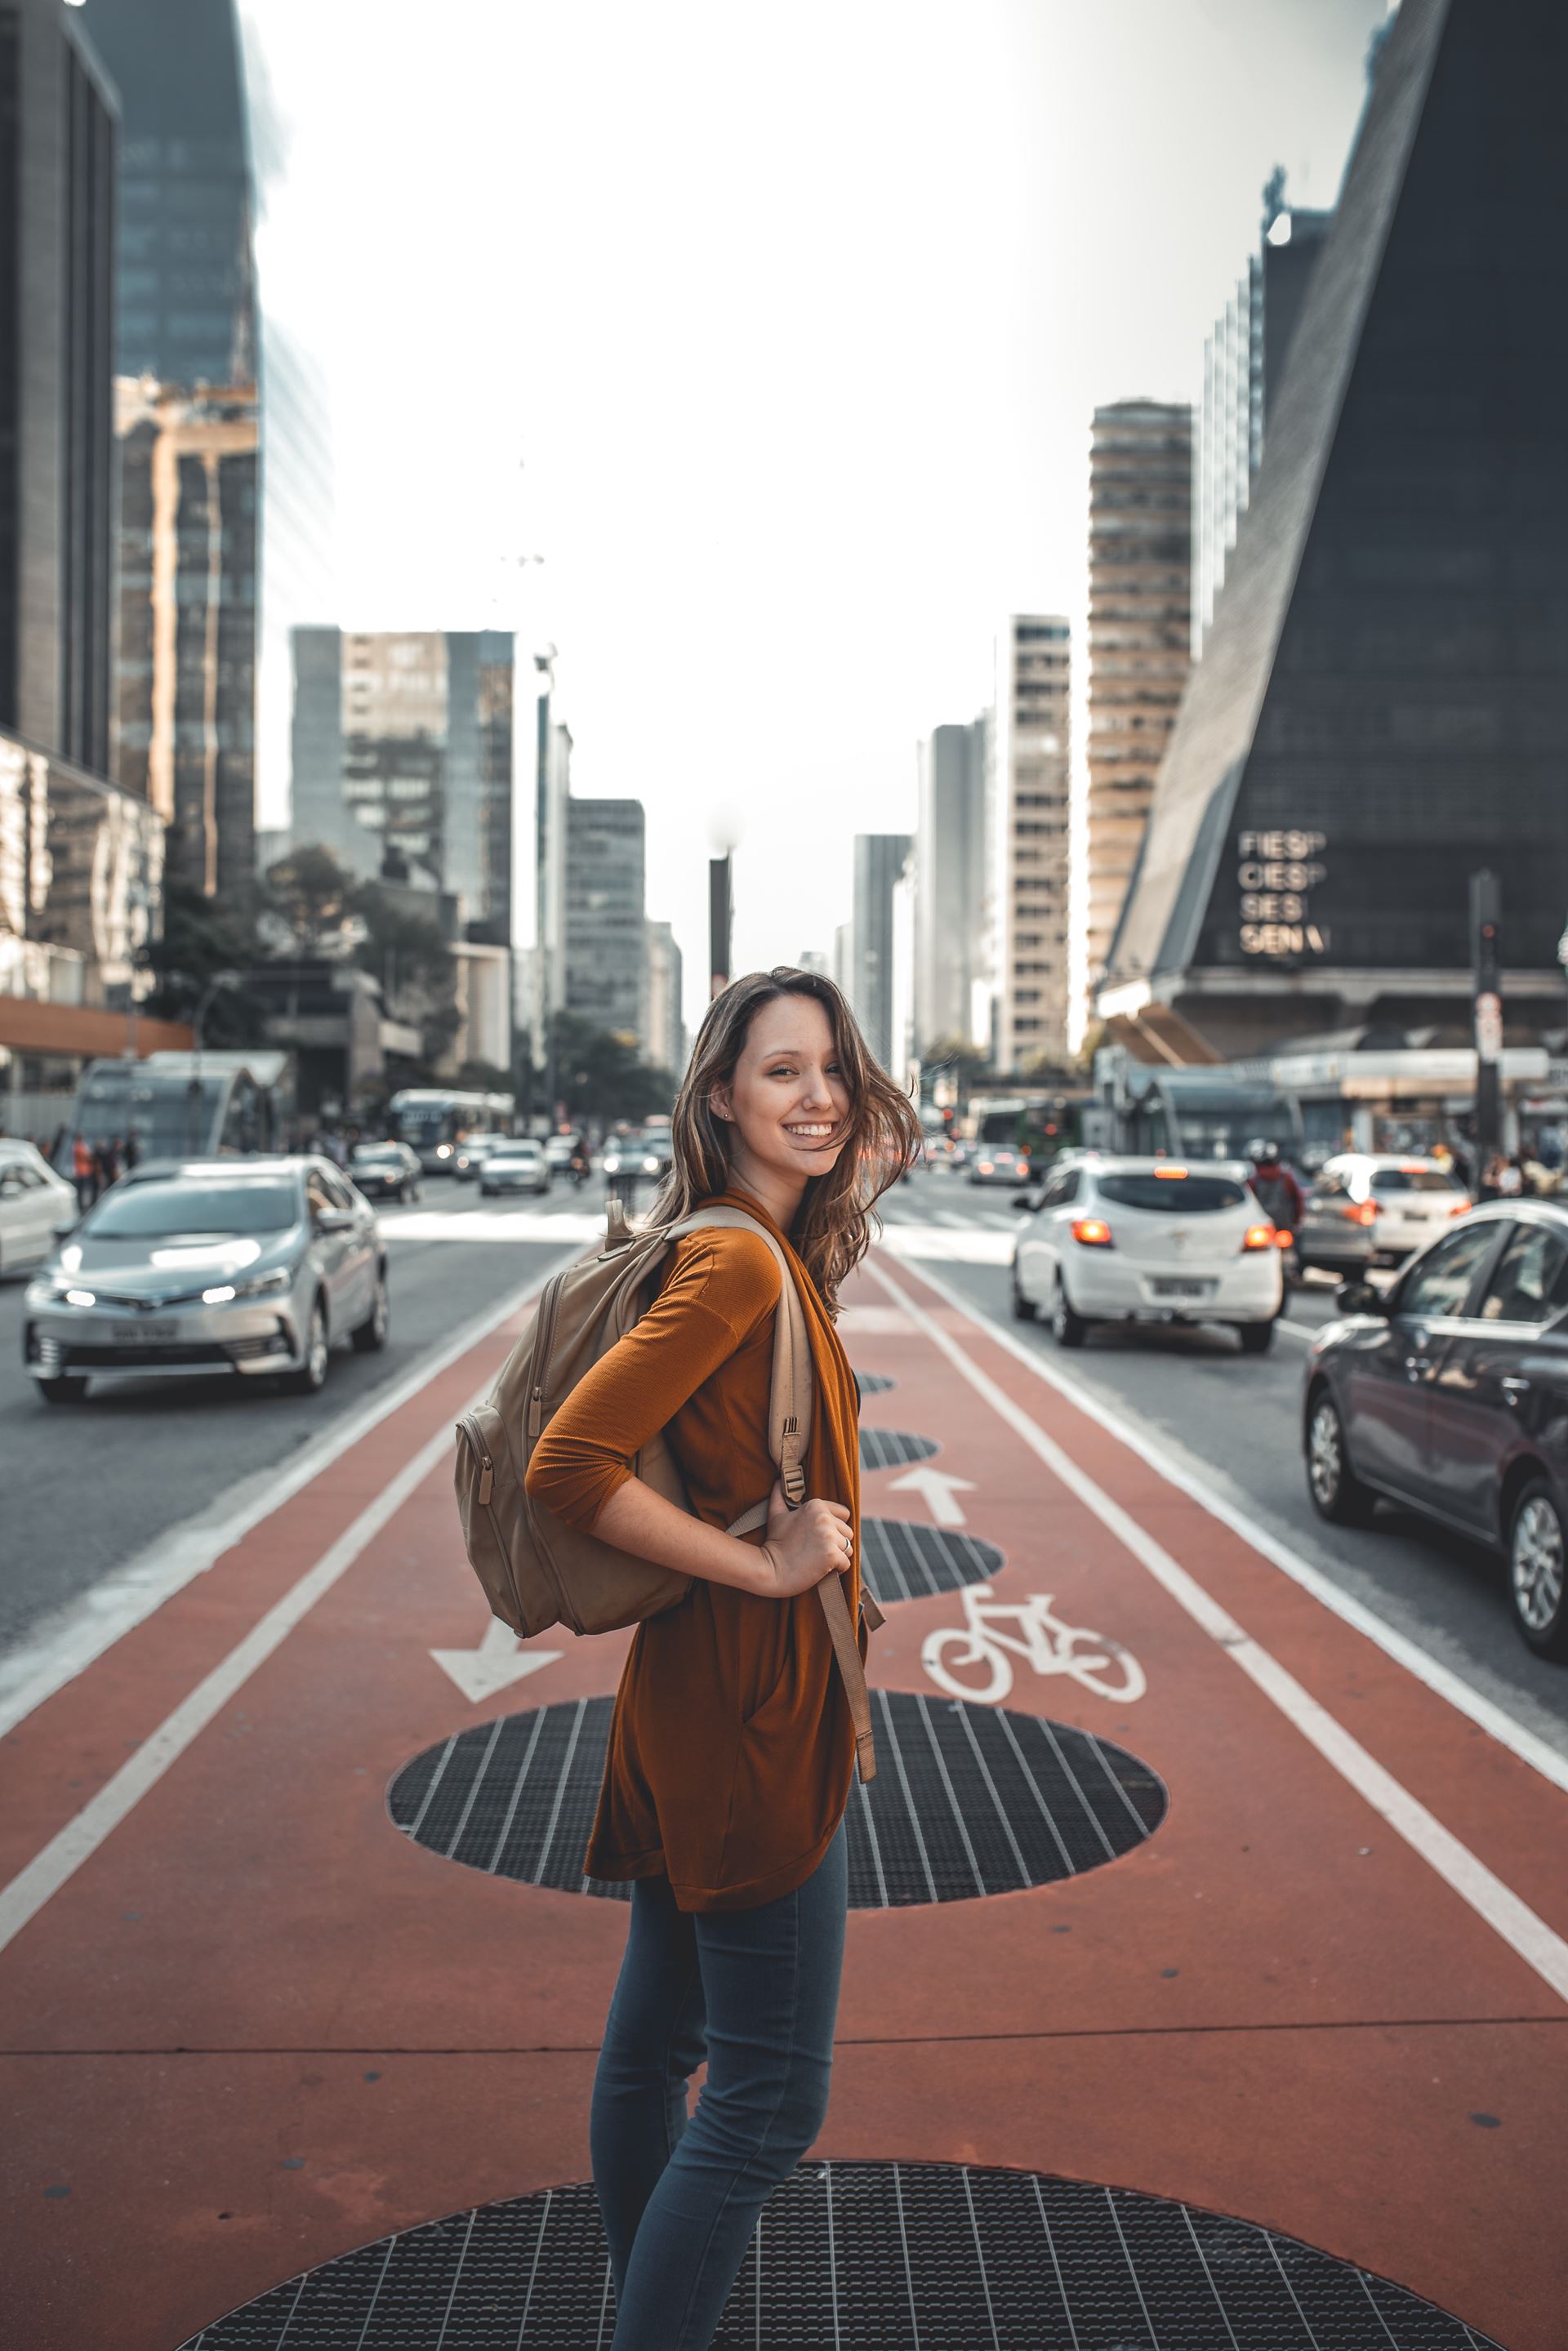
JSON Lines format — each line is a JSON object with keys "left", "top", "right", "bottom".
{"left": 647, "top": 966, "right": 924, "bottom": 1308}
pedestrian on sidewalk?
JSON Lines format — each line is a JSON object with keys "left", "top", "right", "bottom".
{"left": 526, "top": 964, "right": 922, "bottom": 2351}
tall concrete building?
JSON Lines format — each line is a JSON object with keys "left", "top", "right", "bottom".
{"left": 850, "top": 833, "right": 911, "bottom": 1072}
{"left": 565, "top": 798, "right": 646, "bottom": 1042}
{"left": 993, "top": 618, "right": 1071, "bottom": 1071}
{"left": 288, "top": 628, "right": 516, "bottom": 948}
{"left": 914, "top": 718, "right": 989, "bottom": 1053}
{"left": 644, "top": 919, "right": 684, "bottom": 1075}
{"left": 1085, "top": 401, "right": 1193, "bottom": 1009}
{"left": 1, "top": 0, "right": 118, "bottom": 778}
{"left": 531, "top": 698, "right": 572, "bottom": 1054}
{"left": 114, "top": 379, "right": 257, "bottom": 894}
{"left": 1101, "top": 0, "right": 1568, "bottom": 1058}
{"left": 1195, "top": 177, "right": 1333, "bottom": 653}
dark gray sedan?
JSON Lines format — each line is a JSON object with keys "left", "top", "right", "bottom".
{"left": 1303, "top": 1200, "right": 1568, "bottom": 1658}
{"left": 23, "top": 1156, "right": 387, "bottom": 1405}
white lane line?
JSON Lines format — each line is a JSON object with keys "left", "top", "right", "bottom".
{"left": 0, "top": 1253, "right": 575, "bottom": 1742}
{"left": 867, "top": 1258, "right": 1568, "bottom": 2006}
{"left": 0, "top": 1397, "right": 487, "bottom": 1957}
{"left": 892, "top": 1257, "right": 1568, "bottom": 1802}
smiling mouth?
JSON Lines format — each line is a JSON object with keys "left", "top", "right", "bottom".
{"left": 784, "top": 1123, "right": 838, "bottom": 1141}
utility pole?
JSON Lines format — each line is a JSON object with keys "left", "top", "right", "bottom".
{"left": 1471, "top": 869, "right": 1502, "bottom": 1172}
{"left": 709, "top": 854, "right": 733, "bottom": 1001}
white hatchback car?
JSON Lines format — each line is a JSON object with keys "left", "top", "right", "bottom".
{"left": 0, "top": 1142, "right": 78, "bottom": 1275}
{"left": 1296, "top": 1152, "right": 1470, "bottom": 1273}
{"left": 1012, "top": 1155, "right": 1285, "bottom": 1351}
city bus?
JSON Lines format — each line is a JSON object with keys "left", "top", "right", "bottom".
{"left": 60, "top": 1050, "right": 291, "bottom": 1168}
{"left": 1084, "top": 1057, "right": 1304, "bottom": 1162}
{"left": 964, "top": 1092, "right": 1089, "bottom": 1169}
{"left": 388, "top": 1087, "right": 516, "bottom": 1173}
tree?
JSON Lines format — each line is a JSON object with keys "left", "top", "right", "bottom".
{"left": 263, "top": 843, "right": 358, "bottom": 950}
{"left": 548, "top": 1012, "right": 676, "bottom": 1126}
{"left": 144, "top": 879, "right": 273, "bottom": 1045}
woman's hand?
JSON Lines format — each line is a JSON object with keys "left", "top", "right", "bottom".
{"left": 759, "top": 1480, "right": 853, "bottom": 1598}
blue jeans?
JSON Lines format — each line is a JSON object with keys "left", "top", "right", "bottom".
{"left": 590, "top": 1811, "right": 849, "bottom": 2350}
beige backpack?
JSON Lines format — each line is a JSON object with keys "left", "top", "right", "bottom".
{"left": 454, "top": 1199, "right": 882, "bottom": 1782}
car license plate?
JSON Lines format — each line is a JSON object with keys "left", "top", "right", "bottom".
{"left": 1151, "top": 1279, "right": 1213, "bottom": 1300}
{"left": 113, "top": 1319, "right": 176, "bottom": 1339}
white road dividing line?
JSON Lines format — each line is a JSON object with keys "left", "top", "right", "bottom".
{"left": 0, "top": 1254, "right": 574, "bottom": 1743}
{"left": 0, "top": 1407, "right": 487, "bottom": 1957}
{"left": 893, "top": 1256, "right": 1568, "bottom": 1802}
{"left": 867, "top": 1257, "right": 1568, "bottom": 2007}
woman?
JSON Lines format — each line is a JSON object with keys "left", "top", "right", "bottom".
{"left": 525, "top": 964, "right": 920, "bottom": 2350}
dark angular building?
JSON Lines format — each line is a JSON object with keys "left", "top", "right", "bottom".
{"left": 1100, "top": 0, "right": 1568, "bottom": 1060}
{"left": 0, "top": 0, "right": 118, "bottom": 776}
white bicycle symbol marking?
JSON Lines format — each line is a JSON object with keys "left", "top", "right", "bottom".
{"left": 920, "top": 1586, "right": 1147, "bottom": 1706}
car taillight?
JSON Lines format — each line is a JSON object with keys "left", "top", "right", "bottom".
{"left": 1449, "top": 1200, "right": 1470, "bottom": 1217}
{"left": 1071, "top": 1216, "right": 1113, "bottom": 1248}
{"left": 1342, "top": 1200, "right": 1378, "bottom": 1227}
{"left": 1241, "top": 1222, "right": 1276, "bottom": 1251}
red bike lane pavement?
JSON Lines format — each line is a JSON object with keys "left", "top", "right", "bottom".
{"left": 2, "top": 1244, "right": 1566, "bottom": 2349}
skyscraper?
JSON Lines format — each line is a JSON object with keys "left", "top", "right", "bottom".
{"left": 851, "top": 833, "right": 912, "bottom": 1072}
{"left": 75, "top": 0, "right": 255, "bottom": 386}
{"left": 914, "top": 718, "right": 989, "bottom": 1053}
{"left": 1085, "top": 402, "right": 1192, "bottom": 1009}
{"left": 1194, "top": 177, "right": 1333, "bottom": 654}
{"left": 287, "top": 628, "right": 517, "bottom": 944}
{"left": 1101, "top": 0, "right": 1568, "bottom": 1057}
{"left": 994, "top": 618, "right": 1071, "bottom": 1071}
{"left": 645, "top": 919, "right": 685, "bottom": 1075}
{"left": 114, "top": 379, "right": 257, "bottom": 894}
{"left": 1, "top": 0, "right": 118, "bottom": 777}
{"left": 565, "top": 798, "right": 647, "bottom": 1042}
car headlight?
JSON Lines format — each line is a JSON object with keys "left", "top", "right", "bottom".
{"left": 603, "top": 1155, "right": 621, "bottom": 1173}
{"left": 225, "top": 1267, "right": 292, "bottom": 1301}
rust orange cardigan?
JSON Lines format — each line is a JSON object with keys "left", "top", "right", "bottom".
{"left": 523, "top": 1189, "right": 865, "bottom": 1912}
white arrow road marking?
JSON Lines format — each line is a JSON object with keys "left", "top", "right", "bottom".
{"left": 430, "top": 1619, "right": 564, "bottom": 1704}
{"left": 888, "top": 1467, "right": 976, "bottom": 1527}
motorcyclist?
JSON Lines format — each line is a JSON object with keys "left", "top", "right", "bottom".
{"left": 1249, "top": 1141, "right": 1305, "bottom": 1278}
{"left": 568, "top": 1128, "right": 590, "bottom": 1189}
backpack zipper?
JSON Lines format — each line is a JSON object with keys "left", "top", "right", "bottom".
{"left": 457, "top": 1412, "right": 495, "bottom": 1506}
{"left": 527, "top": 1269, "right": 568, "bottom": 1439}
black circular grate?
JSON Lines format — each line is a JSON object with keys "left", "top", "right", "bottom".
{"left": 175, "top": 2160, "right": 1505, "bottom": 2349}
{"left": 860, "top": 1516, "right": 1001, "bottom": 1603}
{"left": 387, "top": 1693, "right": 1165, "bottom": 1907}
{"left": 854, "top": 1369, "right": 897, "bottom": 1395}
{"left": 859, "top": 1427, "right": 938, "bottom": 1470}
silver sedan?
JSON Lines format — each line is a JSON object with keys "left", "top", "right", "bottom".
{"left": 23, "top": 1156, "right": 388, "bottom": 1405}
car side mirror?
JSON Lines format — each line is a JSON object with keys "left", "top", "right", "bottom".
{"left": 52, "top": 1215, "right": 80, "bottom": 1239}
{"left": 1012, "top": 1190, "right": 1036, "bottom": 1210}
{"left": 1335, "top": 1280, "right": 1385, "bottom": 1317}
{"left": 314, "top": 1207, "right": 354, "bottom": 1234}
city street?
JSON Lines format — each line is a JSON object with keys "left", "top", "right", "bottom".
{"left": 4, "top": 1175, "right": 1567, "bottom": 2348}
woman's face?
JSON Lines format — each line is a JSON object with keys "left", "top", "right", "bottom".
{"left": 713, "top": 993, "right": 853, "bottom": 1192}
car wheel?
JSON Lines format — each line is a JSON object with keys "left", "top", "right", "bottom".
{"left": 1237, "top": 1319, "right": 1275, "bottom": 1355}
{"left": 1508, "top": 1477, "right": 1568, "bottom": 1659}
{"left": 284, "top": 1297, "right": 330, "bottom": 1396}
{"left": 1010, "top": 1270, "right": 1036, "bottom": 1322}
{"left": 1052, "top": 1278, "right": 1089, "bottom": 1349}
{"left": 352, "top": 1270, "right": 390, "bottom": 1354}
{"left": 37, "top": 1376, "right": 88, "bottom": 1405}
{"left": 1305, "top": 1387, "right": 1376, "bottom": 1525}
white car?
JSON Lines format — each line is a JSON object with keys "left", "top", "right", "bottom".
{"left": 0, "top": 1142, "right": 79, "bottom": 1275}
{"left": 1011, "top": 1154, "right": 1284, "bottom": 1352}
{"left": 1296, "top": 1152, "right": 1470, "bottom": 1273}
{"left": 479, "top": 1142, "right": 550, "bottom": 1196}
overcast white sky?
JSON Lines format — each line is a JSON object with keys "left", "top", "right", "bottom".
{"left": 239, "top": 0, "right": 1389, "bottom": 1031}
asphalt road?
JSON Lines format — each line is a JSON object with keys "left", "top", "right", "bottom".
{"left": 0, "top": 1176, "right": 596, "bottom": 1658}
{"left": 7, "top": 1160, "right": 1566, "bottom": 1774}
{"left": 884, "top": 1167, "right": 1568, "bottom": 1769}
